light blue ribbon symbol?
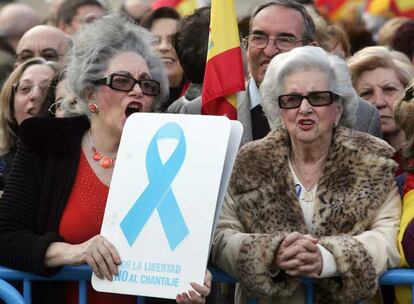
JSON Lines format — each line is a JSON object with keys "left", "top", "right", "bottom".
{"left": 120, "top": 122, "right": 189, "bottom": 251}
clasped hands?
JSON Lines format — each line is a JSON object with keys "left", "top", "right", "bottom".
{"left": 273, "top": 231, "right": 323, "bottom": 278}
{"left": 71, "top": 235, "right": 211, "bottom": 303}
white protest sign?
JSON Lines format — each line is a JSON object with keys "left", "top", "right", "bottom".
{"left": 92, "top": 113, "right": 242, "bottom": 299}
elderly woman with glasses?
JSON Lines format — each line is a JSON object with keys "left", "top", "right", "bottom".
{"left": 0, "top": 57, "right": 58, "bottom": 191}
{"left": 0, "top": 14, "right": 210, "bottom": 304}
{"left": 212, "top": 46, "right": 401, "bottom": 304}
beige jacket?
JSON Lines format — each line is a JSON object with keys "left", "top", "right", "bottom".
{"left": 212, "top": 127, "right": 401, "bottom": 304}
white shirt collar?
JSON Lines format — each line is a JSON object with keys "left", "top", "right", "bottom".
{"left": 248, "top": 79, "right": 261, "bottom": 110}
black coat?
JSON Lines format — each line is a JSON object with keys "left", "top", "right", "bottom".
{"left": 0, "top": 115, "right": 90, "bottom": 303}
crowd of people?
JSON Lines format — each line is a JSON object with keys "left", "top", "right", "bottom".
{"left": 0, "top": 0, "right": 412, "bottom": 303}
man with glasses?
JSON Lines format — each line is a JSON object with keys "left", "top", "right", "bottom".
{"left": 180, "top": 0, "right": 381, "bottom": 145}
{"left": 14, "top": 25, "right": 71, "bottom": 68}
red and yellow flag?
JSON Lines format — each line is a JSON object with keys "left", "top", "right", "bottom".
{"left": 365, "top": 0, "right": 414, "bottom": 17}
{"left": 315, "top": 0, "right": 363, "bottom": 22}
{"left": 391, "top": 0, "right": 414, "bottom": 17}
{"left": 365, "top": 0, "right": 393, "bottom": 17}
{"left": 151, "top": 0, "right": 198, "bottom": 16}
{"left": 201, "top": 0, "right": 245, "bottom": 120}
{"left": 315, "top": 0, "right": 414, "bottom": 20}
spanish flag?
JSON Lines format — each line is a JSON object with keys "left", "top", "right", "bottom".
{"left": 201, "top": 0, "right": 245, "bottom": 120}
{"left": 151, "top": 0, "right": 199, "bottom": 16}
{"left": 365, "top": 0, "right": 414, "bottom": 17}
{"left": 315, "top": 0, "right": 364, "bottom": 22}
{"left": 365, "top": 0, "right": 393, "bottom": 17}
{"left": 396, "top": 172, "right": 414, "bottom": 304}
{"left": 391, "top": 0, "right": 414, "bottom": 17}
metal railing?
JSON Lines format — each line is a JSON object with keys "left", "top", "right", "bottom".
{"left": 0, "top": 266, "right": 244, "bottom": 304}
{"left": 0, "top": 265, "right": 92, "bottom": 304}
{"left": 380, "top": 269, "right": 414, "bottom": 304}
{"left": 0, "top": 265, "right": 413, "bottom": 304}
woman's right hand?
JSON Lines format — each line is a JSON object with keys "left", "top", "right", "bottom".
{"left": 45, "top": 235, "right": 121, "bottom": 280}
{"left": 75, "top": 235, "right": 121, "bottom": 280}
{"left": 176, "top": 270, "right": 212, "bottom": 304}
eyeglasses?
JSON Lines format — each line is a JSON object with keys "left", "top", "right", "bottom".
{"left": 48, "top": 100, "right": 62, "bottom": 115}
{"left": 243, "top": 34, "right": 304, "bottom": 50}
{"left": 12, "top": 82, "right": 50, "bottom": 96}
{"left": 48, "top": 97, "right": 78, "bottom": 116}
{"left": 94, "top": 73, "right": 160, "bottom": 96}
{"left": 15, "top": 49, "right": 63, "bottom": 63}
{"left": 403, "top": 86, "right": 414, "bottom": 102}
{"left": 278, "top": 91, "right": 340, "bottom": 109}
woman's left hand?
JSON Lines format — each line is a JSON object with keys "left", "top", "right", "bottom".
{"left": 176, "top": 269, "right": 212, "bottom": 304}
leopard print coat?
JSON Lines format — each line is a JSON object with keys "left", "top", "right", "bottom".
{"left": 213, "top": 126, "right": 401, "bottom": 304}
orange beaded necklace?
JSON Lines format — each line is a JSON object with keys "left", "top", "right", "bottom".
{"left": 88, "top": 130, "right": 116, "bottom": 169}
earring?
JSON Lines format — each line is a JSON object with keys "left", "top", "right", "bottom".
{"left": 89, "top": 102, "right": 99, "bottom": 114}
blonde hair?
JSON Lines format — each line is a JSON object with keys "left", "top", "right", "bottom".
{"left": 377, "top": 17, "right": 409, "bottom": 46}
{"left": 326, "top": 24, "right": 351, "bottom": 58}
{"left": 347, "top": 46, "right": 414, "bottom": 88}
{"left": 0, "top": 57, "right": 57, "bottom": 153}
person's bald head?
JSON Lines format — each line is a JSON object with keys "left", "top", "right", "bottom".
{"left": 120, "top": 0, "right": 150, "bottom": 23}
{"left": 0, "top": 3, "right": 41, "bottom": 50}
{"left": 15, "top": 25, "right": 71, "bottom": 68}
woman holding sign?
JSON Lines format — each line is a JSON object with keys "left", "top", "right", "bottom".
{"left": 213, "top": 46, "right": 401, "bottom": 303}
{"left": 0, "top": 13, "right": 210, "bottom": 304}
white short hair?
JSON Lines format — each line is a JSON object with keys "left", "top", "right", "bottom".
{"left": 260, "top": 46, "right": 358, "bottom": 129}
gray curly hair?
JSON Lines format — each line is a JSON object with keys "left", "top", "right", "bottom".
{"left": 260, "top": 46, "right": 358, "bottom": 129}
{"left": 65, "top": 13, "right": 169, "bottom": 115}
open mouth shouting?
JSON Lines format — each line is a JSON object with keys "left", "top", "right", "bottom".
{"left": 298, "top": 119, "right": 315, "bottom": 130}
{"left": 125, "top": 101, "right": 142, "bottom": 117}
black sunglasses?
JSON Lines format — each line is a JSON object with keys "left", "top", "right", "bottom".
{"left": 278, "top": 91, "right": 340, "bottom": 109}
{"left": 94, "top": 73, "right": 160, "bottom": 96}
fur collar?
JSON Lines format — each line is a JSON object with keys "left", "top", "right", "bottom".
{"left": 231, "top": 126, "right": 396, "bottom": 235}
{"left": 19, "top": 116, "right": 89, "bottom": 156}
{"left": 232, "top": 126, "right": 395, "bottom": 194}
